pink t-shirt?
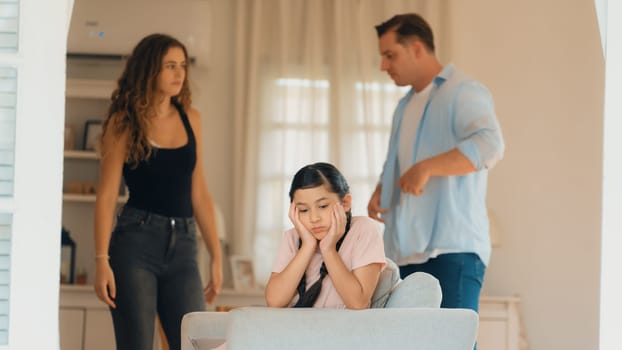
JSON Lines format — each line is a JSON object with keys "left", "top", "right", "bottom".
{"left": 272, "top": 216, "right": 386, "bottom": 308}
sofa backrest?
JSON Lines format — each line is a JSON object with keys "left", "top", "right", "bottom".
{"left": 226, "top": 307, "right": 478, "bottom": 350}
{"left": 370, "top": 258, "right": 401, "bottom": 307}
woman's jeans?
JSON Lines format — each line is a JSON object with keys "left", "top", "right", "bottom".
{"left": 109, "top": 206, "right": 205, "bottom": 350}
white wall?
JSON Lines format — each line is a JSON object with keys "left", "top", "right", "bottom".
{"left": 446, "top": 0, "right": 604, "bottom": 349}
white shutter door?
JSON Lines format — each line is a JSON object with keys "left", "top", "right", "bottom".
{"left": 0, "top": 214, "right": 10, "bottom": 344}
{"left": 0, "top": 0, "right": 72, "bottom": 348}
{"left": 0, "top": 1, "right": 18, "bottom": 346}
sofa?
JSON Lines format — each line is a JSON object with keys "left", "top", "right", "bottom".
{"left": 181, "top": 260, "right": 479, "bottom": 350}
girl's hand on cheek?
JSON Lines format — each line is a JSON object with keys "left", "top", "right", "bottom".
{"left": 320, "top": 203, "right": 346, "bottom": 253}
{"left": 288, "top": 202, "right": 317, "bottom": 249}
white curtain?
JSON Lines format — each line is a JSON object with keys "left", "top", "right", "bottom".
{"left": 232, "top": 0, "right": 446, "bottom": 283}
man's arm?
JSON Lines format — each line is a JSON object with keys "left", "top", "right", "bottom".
{"left": 398, "top": 148, "right": 476, "bottom": 195}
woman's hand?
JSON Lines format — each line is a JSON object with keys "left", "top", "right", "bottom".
{"left": 288, "top": 202, "right": 317, "bottom": 249}
{"left": 204, "top": 258, "right": 223, "bottom": 304}
{"left": 94, "top": 259, "right": 116, "bottom": 308}
{"left": 319, "top": 203, "right": 347, "bottom": 253}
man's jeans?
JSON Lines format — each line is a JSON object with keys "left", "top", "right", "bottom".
{"left": 399, "top": 253, "right": 485, "bottom": 311}
{"left": 109, "top": 206, "right": 205, "bottom": 350}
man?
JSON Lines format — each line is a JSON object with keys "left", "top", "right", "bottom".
{"left": 367, "top": 13, "right": 504, "bottom": 313}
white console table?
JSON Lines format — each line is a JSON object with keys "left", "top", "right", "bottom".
{"left": 478, "top": 296, "right": 527, "bottom": 350}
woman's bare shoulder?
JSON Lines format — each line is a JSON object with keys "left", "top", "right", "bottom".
{"left": 186, "top": 106, "right": 201, "bottom": 120}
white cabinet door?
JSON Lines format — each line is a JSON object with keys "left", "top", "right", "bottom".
{"left": 478, "top": 319, "right": 508, "bottom": 350}
{"left": 478, "top": 296, "right": 524, "bottom": 350}
{"left": 60, "top": 309, "right": 84, "bottom": 350}
{"left": 84, "top": 309, "right": 116, "bottom": 350}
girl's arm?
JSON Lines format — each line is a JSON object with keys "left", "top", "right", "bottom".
{"left": 265, "top": 243, "right": 315, "bottom": 307}
{"left": 266, "top": 204, "right": 318, "bottom": 307}
{"left": 322, "top": 252, "right": 382, "bottom": 309}
{"left": 93, "top": 114, "right": 127, "bottom": 308}
{"left": 187, "top": 107, "right": 223, "bottom": 304}
{"left": 321, "top": 205, "right": 382, "bottom": 309}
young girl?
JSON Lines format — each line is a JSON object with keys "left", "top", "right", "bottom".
{"left": 265, "top": 162, "right": 386, "bottom": 309}
{"left": 210, "top": 163, "right": 385, "bottom": 350}
{"left": 93, "top": 34, "right": 222, "bottom": 350}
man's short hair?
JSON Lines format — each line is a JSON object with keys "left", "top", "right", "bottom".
{"left": 375, "top": 13, "right": 435, "bottom": 52}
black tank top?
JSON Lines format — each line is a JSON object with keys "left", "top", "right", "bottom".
{"left": 122, "top": 103, "right": 196, "bottom": 217}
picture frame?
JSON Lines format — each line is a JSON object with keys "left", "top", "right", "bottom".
{"left": 230, "top": 255, "right": 257, "bottom": 291}
{"left": 83, "top": 120, "right": 103, "bottom": 151}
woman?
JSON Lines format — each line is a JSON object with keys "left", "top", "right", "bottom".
{"left": 93, "top": 33, "right": 222, "bottom": 350}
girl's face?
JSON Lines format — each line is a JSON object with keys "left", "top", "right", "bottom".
{"left": 156, "top": 46, "right": 187, "bottom": 97}
{"left": 293, "top": 184, "right": 352, "bottom": 240}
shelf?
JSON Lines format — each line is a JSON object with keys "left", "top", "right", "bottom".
{"left": 219, "top": 288, "right": 264, "bottom": 297}
{"left": 66, "top": 79, "right": 115, "bottom": 99}
{"left": 64, "top": 150, "right": 98, "bottom": 160}
{"left": 61, "top": 284, "right": 92, "bottom": 293}
{"left": 63, "top": 194, "right": 127, "bottom": 203}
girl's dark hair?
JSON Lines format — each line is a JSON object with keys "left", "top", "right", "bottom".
{"left": 101, "top": 33, "right": 192, "bottom": 167}
{"left": 375, "top": 13, "right": 435, "bottom": 52}
{"left": 288, "top": 162, "right": 352, "bottom": 307}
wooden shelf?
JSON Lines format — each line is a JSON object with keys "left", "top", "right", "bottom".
{"left": 66, "top": 79, "right": 115, "bottom": 99}
{"left": 64, "top": 150, "right": 98, "bottom": 160}
{"left": 60, "top": 284, "right": 92, "bottom": 293}
{"left": 63, "top": 194, "right": 127, "bottom": 203}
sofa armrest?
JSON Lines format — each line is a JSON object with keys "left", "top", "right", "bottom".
{"left": 227, "top": 307, "right": 478, "bottom": 350}
{"left": 385, "top": 271, "right": 442, "bottom": 308}
{"left": 181, "top": 311, "right": 229, "bottom": 350}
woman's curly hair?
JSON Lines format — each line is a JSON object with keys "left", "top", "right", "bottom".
{"left": 101, "top": 33, "right": 192, "bottom": 166}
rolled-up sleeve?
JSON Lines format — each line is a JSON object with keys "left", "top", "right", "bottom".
{"left": 453, "top": 81, "right": 505, "bottom": 170}
{"left": 271, "top": 229, "right": 298, "bottom": 273}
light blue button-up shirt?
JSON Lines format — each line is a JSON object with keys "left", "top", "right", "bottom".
{"left": 379, "top": 64, "right": 504, "bottom": 266}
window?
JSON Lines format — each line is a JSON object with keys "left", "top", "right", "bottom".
{"left": 253, "top": 76, "right": 407, "bottom": 280}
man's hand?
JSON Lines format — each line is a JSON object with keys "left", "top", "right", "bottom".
{"left": 398, "top": 162, "right": 430, "bottom": 196}
{"left": 367, "top": 185, "right": 387, "bottom": 223}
